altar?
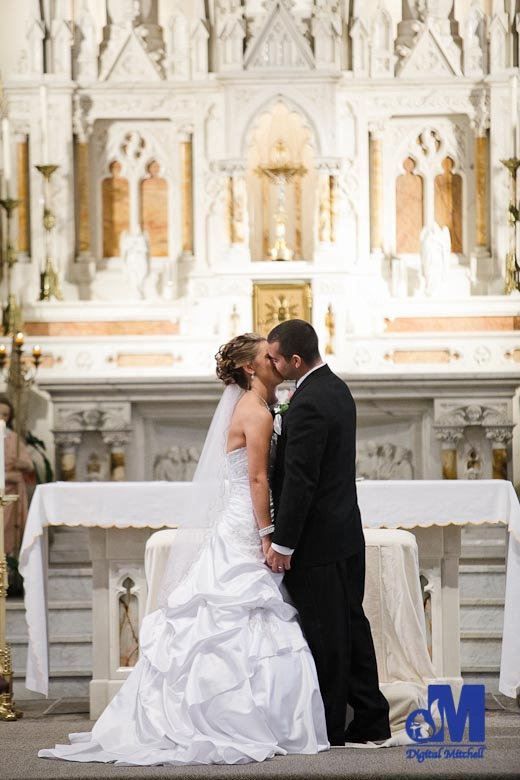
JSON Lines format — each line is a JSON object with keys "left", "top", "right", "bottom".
{"left": 19, "top": 480, "right": 520, "bottom": 718}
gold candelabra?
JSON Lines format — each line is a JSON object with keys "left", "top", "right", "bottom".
{"left": 35, "top": 164, "right": 63, "bottom": 301}
{"left": 255, "top": 141, "right": 307, "bottom": 261}
{"left": 499, "top": 157, "right": 520, "bottom": 294}
{"left": 0, "top": 332, "right": 40, "bottom": 719}
{"left": 0, "top": 332, "right": 41, "bottom": 449}
{"left": 0, "top": 490, "right": 21, "bottom": 721}
{"left": 0, "top": 198, "right": 22, "bottom": 336}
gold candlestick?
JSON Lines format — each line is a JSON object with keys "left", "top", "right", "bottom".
{"left": 0, "top": 492, "right": 21, "bottom": 721}
{"left": 35, "top": 164, "right": 63, "bottom": 301}
{"left": 499, "top": 157, "right": 520, "bottom": 294}
{"left": 0, "top": 198, "right": 22, "bottom": 335}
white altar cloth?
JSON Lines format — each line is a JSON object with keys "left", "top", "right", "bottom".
{"left": 19, "top": 479, "right": 520, "bottom": 698}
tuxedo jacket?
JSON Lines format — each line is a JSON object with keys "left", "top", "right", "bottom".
{"left": 271, "top": 364, "right": 365, "bottom": 568}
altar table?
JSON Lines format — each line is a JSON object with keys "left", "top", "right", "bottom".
{"left": 19, "top": 479, "right": 520, "bottom": 706}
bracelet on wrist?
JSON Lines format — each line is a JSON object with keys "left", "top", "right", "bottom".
{"left": 258, "top": 524, "right": 275, "bottom": 538}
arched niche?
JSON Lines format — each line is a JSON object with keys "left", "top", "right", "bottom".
{"left": 245, "top": 101, "right": 317, "bottom": 262}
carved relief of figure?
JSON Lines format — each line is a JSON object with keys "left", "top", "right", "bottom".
{"left": 182, "top": 446, "right": 200, "bottom": 481}
{"left": 356, "top": 440, "right": 380, "bottom": 479}
{"left": 153, "top": 445, "right": 184, "bottom": 481}
{"left": 356, "top": 440, "right": 414, "bottom": 480}
{"left": 393, "top": 446, "right": 414, "bottom": 479}
{"left": 419, "top": 222, "right": 451, "bottom": 297}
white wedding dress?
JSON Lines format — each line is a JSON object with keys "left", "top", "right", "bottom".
{"left": 39, "top": 446, "right": 329, "bottom": 766}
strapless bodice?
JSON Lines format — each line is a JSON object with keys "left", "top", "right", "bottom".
{"left": 226, "top": 446, "right": 249, "bottom": 482}
{"left": 222, "top": 446, "right": 261, "bottom": 557}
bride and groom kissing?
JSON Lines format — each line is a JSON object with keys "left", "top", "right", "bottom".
{"left": 39, "top": 319, "right": 391, "bottom": 766}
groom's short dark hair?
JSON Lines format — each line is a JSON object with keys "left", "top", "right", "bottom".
{"left": 267, "top": 319, "right": 321, "bottom": 364}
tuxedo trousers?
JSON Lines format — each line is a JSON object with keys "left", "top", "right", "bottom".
{"left": 283, "top": 550, "right": 391, "bottom": 745}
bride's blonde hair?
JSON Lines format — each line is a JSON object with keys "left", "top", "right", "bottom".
{"left": 215, "top": 333, "right": 265, "bottom": 390}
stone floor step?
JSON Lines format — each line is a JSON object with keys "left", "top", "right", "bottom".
{"left": 460, "top": 600, "right": 504, "bottom": 631}
{"left": 47, "top": 567, "right": 93, "bottom": 601}
{"left": 460, "top": 538, "right": 507, "bottom": 559}
{"left": 461, "top": 671, "right": 500, "bottom": 693}
{"left": 10, "top": 635, "right": 93, "bottom": 673}
{"left": 461, "top": 632, "right": 502, "bottom": 667}
{"left": 12, "top": 670, "right": 92, "bottom": 700}
{"left": 459, "top": 564, "right": 506, "bottom": 598}
{"left": 6, "top": 599, "right": 92, "bottom": 638}
{"left": 460, "top": 630, "right": 503, "bottom": 640}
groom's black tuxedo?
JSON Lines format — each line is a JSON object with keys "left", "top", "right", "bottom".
{"left": 272, "top": 364, "right": 390, "bottom": 746}
{"left": 271, "top": 364, "right": 364, "bottom": 567}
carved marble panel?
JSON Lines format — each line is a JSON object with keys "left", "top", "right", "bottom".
{"left": 396, "top": 158, "right": 424, "bottom": 254}
{"left": 140, "top": 161, "right": 168, "bottom": 257}
{"left": 102, "top": 161, "right": 130, "bottom": 257}
{"left": 434, "top": 157, "right": 463, "bottom": 253}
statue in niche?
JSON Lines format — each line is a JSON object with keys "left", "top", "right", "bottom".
{"left": 86, "top": 452, "right": 102, "bottom": 481}
{"left": 166, "top": 4, "right": 189, "bottom": 79}
{"left": 464, "top": 447, "right": 482, "bottom": 480}
{"left": 120, "top": 230, "right": 150, "bottom": 299}
{"left": 419, "top": 222, "right": 451, "bottom": 297}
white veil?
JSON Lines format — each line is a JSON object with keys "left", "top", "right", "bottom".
{"left": 157, "top": 384, "right": 244, "bottom": 606}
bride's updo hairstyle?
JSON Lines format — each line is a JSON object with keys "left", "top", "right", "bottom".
{"left": 215, "top": 333, "right": 265, "bottom": 390}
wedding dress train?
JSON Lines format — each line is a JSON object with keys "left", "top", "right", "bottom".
{"left": 39, "top": 447, "right": 329, "bottom": 765}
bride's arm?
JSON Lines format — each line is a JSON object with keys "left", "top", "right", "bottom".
{"left": 244, "top": 406, "right": 274, "bottom": 542}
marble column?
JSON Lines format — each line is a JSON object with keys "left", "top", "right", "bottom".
{"left": 435, "top": 429, "right": 463, "bottom": 480}
{"left": 369, "top": 129, "right": 384, "bottom": 253}
{"left": 76, "top": 138, "right": 91, "bottom": 256}
{"left": 330, "top": 174, "right": 338, "bottom": 244}
{"left": 102, "top": 433, "right": 130, "bottom": 481}
{"left": 485, "top": 428, "right": 513, "bottom": 480}
{"left": 475, "top": 134, "right": 488, "bottom": 248}
{"left": 318, "top": 171, "right": 332, "bottom": 243}
{"left": 229, "top": 173, "right": 247, "bottom": 245}
{"left": 15, "top": 134, "right": 30, "bottom": 256}
{"left": 55, "top": 433, "right": 82, "bottom": 481}
{"left": 180, "top": 137, "right": 193, "bottom": 253}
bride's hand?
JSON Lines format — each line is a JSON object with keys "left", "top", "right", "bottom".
{"left": 261, "top": 535, "right": 272, "bottom": 559}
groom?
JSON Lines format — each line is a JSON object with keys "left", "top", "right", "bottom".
{"left": 266, "top": 319, "right": 391, "bottom": 747}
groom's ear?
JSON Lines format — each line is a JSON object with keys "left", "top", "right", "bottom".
{"left": 292, "top": 355, "right": 302, "bottom": 369}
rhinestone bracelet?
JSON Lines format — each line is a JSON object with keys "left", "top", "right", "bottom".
{"left": 258, "top": 524, "right": 275, "bottom": 537}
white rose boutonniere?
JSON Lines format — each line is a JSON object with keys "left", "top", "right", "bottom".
{"left": 272, "top": 401, "right": 290, "bottom": 436}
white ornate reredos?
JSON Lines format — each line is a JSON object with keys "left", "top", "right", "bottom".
{"left": 0, "top": 0, "right": 518, "bottom": 390}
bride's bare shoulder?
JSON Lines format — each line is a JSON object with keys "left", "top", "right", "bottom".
{"left": 235, "top": 393, "right": 272, "bottom": 421}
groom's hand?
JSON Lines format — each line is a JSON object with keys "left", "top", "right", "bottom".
{"left": 266, "top": 546, "right": 291, "bottom": 572}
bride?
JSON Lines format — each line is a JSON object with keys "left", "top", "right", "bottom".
{"left": 39, "top": 333, "right": 329, "bottom": 766}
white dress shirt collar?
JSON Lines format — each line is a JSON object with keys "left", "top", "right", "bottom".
{"left": 295, "top": 362, "right": 326, "bottom": 389}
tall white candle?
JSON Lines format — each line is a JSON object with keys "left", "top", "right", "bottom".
{"left": 0, "top": 420, "right": 5, "bottom": 492}
{"left": 40, "top": 84, "right": 49, "bottom": 163}
{"left": 1, "top": 116, "right": 10, "bottom": 193}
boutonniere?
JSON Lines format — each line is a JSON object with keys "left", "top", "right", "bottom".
{"left": 272, "top": 401, "right": 290, "bottom": 436}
